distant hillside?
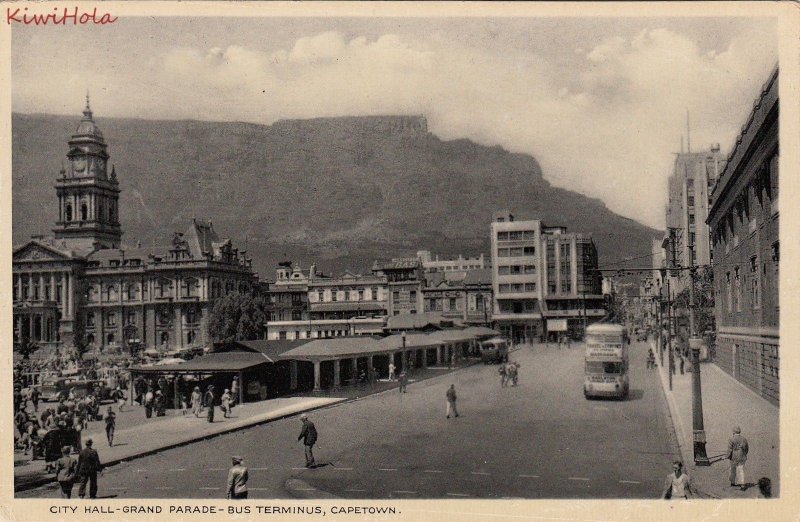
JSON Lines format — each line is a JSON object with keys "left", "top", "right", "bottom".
{"left": 12, "top": 113, "right": 662, "bottom": 278}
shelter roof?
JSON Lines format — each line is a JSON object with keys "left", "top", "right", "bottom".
{"left": 279, "top": 337, "right": 384, "bottom": 359}
{"left": 228, "top": 340, "right": 309, "bottom": 362}
{"left": 129, "top": 352, "right": 270, "bottom": 373}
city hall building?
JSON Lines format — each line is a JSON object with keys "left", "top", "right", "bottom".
{"left": 12, "top": 99, "right": 257, "bottom": 356}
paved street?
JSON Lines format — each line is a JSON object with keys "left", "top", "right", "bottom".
{"left": 19, "top": 341, "right": 679, "bottom": 500}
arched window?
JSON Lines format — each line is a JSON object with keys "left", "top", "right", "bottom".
{"left": 80, "top": 203, "right": 88, "bottom": 221}
{"left": 126, "top": 283, "right": 138, "bottom": 300}
{"left": 106, "top": 285, "right": 117, "bottom": 301}
{"left": 185, "top": 306, "right": 198, "bottom": 325}
{"left": 182, "top": 278, "right": 198, "bottom": 298}
{"left": 86, "top": 333, "right": 95, "bottom": 346}
{"left": 106, "top": 333, "right": 115, "bottom": 345}
{"left": 160, "top": 332, "right": 170, "bottom": 346}
{"left": 187, "top": 331, "right": 196, "bottom": 345}
{"left": 65, "top": 204, "right": 73, "bottom": 222}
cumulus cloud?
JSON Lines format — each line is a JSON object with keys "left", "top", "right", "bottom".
{"left": 12, "top": 22, "right": 777, "bottom": 229}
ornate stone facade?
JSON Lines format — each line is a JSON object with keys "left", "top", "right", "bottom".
{"left": 13, "top": 99, "right": 257, "bottom": 356}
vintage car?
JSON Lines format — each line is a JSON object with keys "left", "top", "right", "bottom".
{"left": 39, "top": 377, "right": 111, "bottom": 402}
{"left": 480, "top": 338, "right": 509, "bottom": 364}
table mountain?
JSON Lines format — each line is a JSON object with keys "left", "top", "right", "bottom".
{"left": 13, "top": 113, "right": 661, "bottom": 278}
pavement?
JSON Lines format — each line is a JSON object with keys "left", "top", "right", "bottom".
{"left": 651, "top": 339, "right": 779, "bottom": 498}
{"left": 14, "top": 356, "right": 476, "bottom": 495}
{"left": 19, "top": 340, "right": 679, "bottom": 499}
{"left": 14, "top": 396, "right": 346, "bottom": 492}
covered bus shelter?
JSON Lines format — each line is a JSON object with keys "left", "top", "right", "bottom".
{"left": 128, "top": 352, "right": 272, "bottom": 407}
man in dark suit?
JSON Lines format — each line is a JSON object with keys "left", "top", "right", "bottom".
{"left": 76, "top": 438, "right": 102, "bottom": 499}
{"left": 297, "top": 414, "right": 317, "bottom": 467}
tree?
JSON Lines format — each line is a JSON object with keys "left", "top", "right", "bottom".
{"left": 673, "top": 267, "right": 715, "bottom": 348}
{"left": 208, "top": 293, "right": 267, "bottom": 347}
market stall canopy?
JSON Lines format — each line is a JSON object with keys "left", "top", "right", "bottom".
{"left": 229, "top": 340, "right": 310, "bottom": 362}
{"left": 378, "top": 333, "right": 443, "bottom": 350}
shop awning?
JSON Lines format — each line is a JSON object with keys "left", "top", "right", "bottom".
{"left": 309, "top": 302, "right": 387, "bottom": 313}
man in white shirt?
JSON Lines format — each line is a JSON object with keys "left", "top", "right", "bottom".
{"left": 663, "top": 461, "right": 692, "bottom": 499}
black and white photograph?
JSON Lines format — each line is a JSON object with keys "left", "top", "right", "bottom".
{"left": 4, "top": 2, "right": 797, "bottom": 520}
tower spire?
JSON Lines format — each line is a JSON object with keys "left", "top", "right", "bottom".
{"left": 83, "top": 90, "right": 93, "bottom": 120}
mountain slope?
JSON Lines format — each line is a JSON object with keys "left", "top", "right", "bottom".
{"left": 12, "top": 113, "right": 661, "bottom": 277}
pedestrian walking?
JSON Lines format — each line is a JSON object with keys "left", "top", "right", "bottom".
{"left": 226, "top": 456, "right": 249, "bottom": 499}
{"left": 191, "top": 386, "right": 202, "bottom": 417}
{"left": 508, "top": 362, "right": 520, "bottom": 386}
{"left": 221, "top": 389, "right": 232, "bottom": 419}
{"left": 55, "top": 445, "right": 77, "bottom": 499}
{"left": 179, "top": 392, "right": 188, "bottom": 416}
{"left": 388, "top": 362, "right": 396, "bottom": 381}
{"left": 446, "top": 384, "right": 459, "bottom": 418}
{"left": 398, "top": 372, "right": 408, "bottom": 393}
{"left": 154, "top": 390, "right": 166, "bottom": 417}
{"left": 104, "top": 407, "right": 116, "bottom": 447}
{"left": 112, "top": 386, "right": 126, "bottom": 412}
{"left": 30, "top": 386, "right": 41, "bottom": 413}
{"left": 663, "top": 461, "right": 692, "bottom": 499}
{"left": 76, "top": 438, "right": 102, "bottom": 499}
{"left": 297, "top": 414, "right": 317, "bottom": 468}
{"left": 727, "top": 426, "right": 750, "bottom": 490}
{"left": 230, "top": 376, "right": 239, "bottom": 404}
{"left": 498, "top": 364, "right": 507, "bottom": 388}
{"left": 679, "top": 355, "right": 685, "bottom": 375}
{"left": 205, "top": 385, "right": 216, "bottom": 423}
{"left": 144, "top": 388, "right": 154, "bottom": 419}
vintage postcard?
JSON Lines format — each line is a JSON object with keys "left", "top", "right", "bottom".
{"left": 2, "top": 2, "right": 798, "bottom": 521}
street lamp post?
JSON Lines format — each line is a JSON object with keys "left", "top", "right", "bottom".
{"left": 688, "top": 266, "right": 711, "bottom": 466}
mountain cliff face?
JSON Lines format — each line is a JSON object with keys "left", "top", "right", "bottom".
{"left": 12, "top": 113, "right": 661, "bottom": 278}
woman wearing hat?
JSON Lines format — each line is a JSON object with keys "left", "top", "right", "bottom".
{"left": 221, "top": 389, "right": 232, "bottom": 419}
{"left": 204, "top": 385, "right": 216, "bottom": 423}
{"left": 226, "top": 456, "right": 248, "bottom": 499}
{"left": 191, "top": 386, "right": 203, "bottom": 418}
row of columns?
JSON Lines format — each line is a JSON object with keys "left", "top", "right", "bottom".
{"left": 14, "top": 270, "right": 73, "bottom": 319}
{"left": 14, "top": 314, "right": 56, "bottom": 343}
{"left": 304, "top": 345, "right": 460, "bottom": 392}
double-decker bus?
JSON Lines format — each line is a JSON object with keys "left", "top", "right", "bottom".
{"left": 583, "top": 323, "right": 629, "bottom": 399}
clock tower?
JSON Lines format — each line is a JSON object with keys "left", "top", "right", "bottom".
{"left": 53, "top": 94, "right": 122, "bottom": 252}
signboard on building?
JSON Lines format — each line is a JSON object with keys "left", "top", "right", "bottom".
{"left": 547, "top": 319, "right": 568, "bottom": 332}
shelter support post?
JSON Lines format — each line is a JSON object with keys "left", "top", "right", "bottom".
{"left": 351, "top": 358, "right": 358, "bottom": 383}
{"left": 238, "top": 371, "right": 244, "bottom": 405}
{"left": 421, "top": 349, "right": 428, "bottom": 368}
{"left": 333, "top": 359, "right": 341, "bottom": 389}
{"left": 289, "top": 360, "right": 298, "bottom": 391}
{"left": 313, "top": 361, "right": 321, "bottom": 392}
{"left": 436, "top": 346, "right": 442, "bottom": 365}
{"left": 367, "top": 355, "right": 374, "bottom": 381}
{"left": 129, "top": 372, "right": 134, "bottom": 405}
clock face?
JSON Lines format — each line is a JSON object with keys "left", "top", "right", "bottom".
{"left": 73, "top": 158, "right": 86, "bottom": 173}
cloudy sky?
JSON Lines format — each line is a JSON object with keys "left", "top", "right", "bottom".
{"left": 12, "top": 15, "right": 777, "bottom": 229}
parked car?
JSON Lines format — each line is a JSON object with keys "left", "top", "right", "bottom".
{"left": 40, "top": 377, "right": 111, "bottom": 402}
{"left": 480, "top": 338, "right": 509, "bottom": 364}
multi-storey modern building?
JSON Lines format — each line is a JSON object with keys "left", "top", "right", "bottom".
{"left": 540, "top": 226, "right": 604, "bottom": 338}
{"left": 664, "top": 144, "right": 726, "bottom": 292}
{"left": 12, "top": 99, "right": 257, "bottom": 355}
{"left": 707, "top": 67, "right": 779, "bottom": 405}
{"left": 416, "top": 250, "right": 490, "bottom": 273}
{"left": 489, "top": 211, "right": 603, "bottom": 342}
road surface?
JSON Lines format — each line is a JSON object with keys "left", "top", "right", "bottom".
{"left": 19, "top": 341, "right": 679, "bottom": 499}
